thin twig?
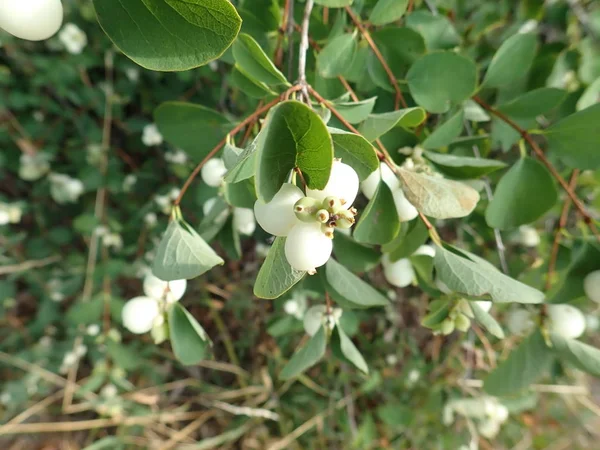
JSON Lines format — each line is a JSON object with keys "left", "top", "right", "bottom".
{"left": 460, "top": 378, "right": 589, "bottom": 395}
{"left": 0, "top": 255, "right": 61, "bottom": 275}
{"left": 157, "top": 413, "right": 216, "bottom": 450}
{"left": 298, "top": 0, "right": 315, "bottom": 101}
{"left": 345, "top": 6, "right": 407, "bottom": 109}
{"left": 474, "top": 97, "right": 600, "bottom": 240}
{"left": 286, "top": 0, "right": 296, "bottom": 80}
{"left": 199, "top": 399, "right": 280, "bottom": 421}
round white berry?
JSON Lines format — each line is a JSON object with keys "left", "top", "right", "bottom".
{"left": 392, "top": 188, "right": 418, "bottom": 222}
{"left": 122, "top": 296, "right": 160, "bottom": 334}
{"left": 284, "top": 222, "right": 333, "bottom": 272}
{"left": 382, "top": 255, "right": 414, "bottom": 288}
{"left": 547, "top": 304, "right": 586, "bottom": 339}
{"left": 474, "top": 300, "right": 492, "bottom": 313}
{"left": 306, "top": 161, "right": 359, "bottom": 208}
{"left": 361, "top": 163, "right": 399, "bottom": 200}
{"left": 143, "top": 273, "right": 187, "bottom": 302}
{"left": 583, "top": 270, "right": 600, "bottom": 304}
{"left": 413, "top": 245, "right": 436, "bottom": 258}
{"left": 0, "top": 0, "right": 63, "bottom": 41}
{"left": 233, "top": 207, "right": 256, "bottom": 235}
{"left": 516, "top": 225, "right": 540, "bottom": 247}
{"left": 303, "top": 305, "right": 326, "bottom": 336}
{"left": 505, "top": 307, "right": 534, "bottom": 335}
{"left": 254, "top": 183, "right": 304, "bottom": 236}
{"left": 201, "top": 158, "right": 227, "bottom": 187}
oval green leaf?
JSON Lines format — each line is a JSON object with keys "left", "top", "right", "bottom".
{"left": 482, "top": 33, "right": 538, "bottom": 89}
{"left": 279, "top": 327, "right": 327, "bottom": 380}
{"left": 232, "top": 33, "right": 289, "bottom": 86}
{"left": 422, "top": 110, "right": 464, "bottom": 149}
{"left": 329, "top": 128, "right": 379, "bottom": 181}
{"left": 325, "top": 258, "right": 389, "bottom": 308}
{"left": 359, "top": 108, "right": 427, "bottom": 142}
{"left": 354, "top": 180, "right": 400, "bottom": 245}
{"left": 254, "top": 237, "right": 306, "bottom": 299}
{"left": 317, "top": 33, "right": 358, "bottom": 79}
{"left": 369, "top": 0, "right": 408, "bottom": 26}
{"left": 168, "top": 303, "right": 211, "bottom": 365}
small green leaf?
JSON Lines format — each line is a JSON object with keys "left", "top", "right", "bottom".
{"left": 224, "top": 178, "right": 256, "bottom": 209}
{"left": 224, "top": 139, "right": 258, "bottom": 184}
{"left": 256, "top": 101, "right": 333, "bottom": 201}
{"left": 423, "top": 151, "right": 507, "bottom": 179}
{"left": 329, "top": 128, "right": 379, "bottom": 180}
{"left": 405, "top": 11, "right": 461, "bottom": 50}
{"left": 317, "top": 33, "right": 358, "bottom": 78}
{"left": 485, "top": 157, "right": 558, "bottom": 229}
{"left": 333, "top": 232, "right": 381, "bottom": 273}
{"left": 230, "top": 67, "right": 276, "bottom": 98}
{"left": 369, "top": 0, "right": 408, "bottom": 26}
{"left": 280, "top": 327, "right": 327, "bottom": 379}
{"left": 484, "top": 330, "right": 553, "bottom": 396}
{"left": 470, "top": 302, "right": 505, "bottom": 339}
{"left": 359, "top": 108, "right": 427, "bottom": 142}
{"left": 544, "top": 103, "right": 600, "bottom": 168}
{"left": 232, "top": 33, "right": 289, "bottom": 86}
{"left": 335, "top": 326, "right": 369, "bottom": 373}
{"left": 397, "top": 168, "right": 480, "bottom": 219}
{"left": 434, "top": 245, "right": 545, "bottom": 304}
{"left": 482, "top": 33, "right": 538, "bottom": 89}
{"left": 550, "top": 243, "right": 600, "bottom": 303}
{"left": 407, "top": 52, "right": 478, "bottom": 113}
{"left": 354, "top": 181, "right": 401, "bottom": 245}
{"left": 551, "top": 333, "right": 600, "bottom": 376}
{"left": 421, "top": 302, "right": 451, "bottom": 328}
{"left": 168, "top": 303, "right": 211, "bottom": 365}
{"left": 333, "top": 97, "right": 377, "bottom": 124}
{"left": 223, "top": 143, "right": 244, "bottom": 169}
{"left": 218, "top": 216, "right": 242, "bottom": 260}
{"left": 198, "top": 197, "right": 230, "bottom": 242}
{"left": 152, "top": 218, "right": 224, "bottom": 281}
{"left": 154, "top": 102, "right": 232, "bottom": 161}
{"left": 577, "top": 77, "right": 600, "bottom": 111}
{"left": 422, "top": 110, "right": 464, "bottom": 149}
{"left": 325, "top": 258, "right": 389, "bottom": 308}
{"left": 254, "top": 237, "right": 306, "bottom": 299}
{"left": 497, "top": 88, "right": 567, "bottom": 118}
{"left": 385, "top": 219, "right": 429, "bottom": 262}
{"left": 93, "top": 0, "right": 242, "bottom": 71}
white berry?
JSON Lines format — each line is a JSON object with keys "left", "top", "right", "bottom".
{"left": 413, "top": 245, "right": 436, "bottom": 258}
{"left": 547, "top": 304, "right": 586, "bottom": 339}
{"left": 143, "top": 273, "right": 187, "bottom": 302}
{"left": 505, "top": 307, "right": 534, "bottom": 335}
{"left": 201, "top": 158, "right": 227, "bottom": 187}
{"left": 306, "top": 161, "right": 359, "bottom": 209}
{"left": 584, "top": 270, "right": 600, "bottom": 304}
{"left": 254, "top": 183, "right": 304, "bottom": 236}
{"left": 303, "top": 305, "right": 326, "bottom": 336}
{"left": 393, "top": 188, "right": 418, "bottom": 222}
{"left": 122, "top": 296, "right": 160, "bottom": 334}
{"left": 0, "top": 0, "right": 63, "bottom": 41}
{"left": 361, "top": 163, "right": 399, "bottom": 200}
{"left": 382, "top": 255, "right": 414, "bottom": 288}
{"left": 516, "top": 225, "right": 540, "bottom": 247}
{"left": 284, "top": 222, "right": 333, "bottom": 272}
{"left": 233, "top": 207, "right": 256, "bottom": 235}
{"left": 474, "top": 300, "right": 492, "bottom": 313}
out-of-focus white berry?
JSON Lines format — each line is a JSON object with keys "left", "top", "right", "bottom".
{"left": 19, "top": 153, "right": 50, "bottom": 181}
{"left": 584, "top": 270, "right": 600, "bottom": 304}
{"left": 386, "top": 354, "right": 398, "bottom": 366}
{"left": 102, "top": 233, "right": 123, "bottom": 251}
{"left": 586, "top": 315, "right": 599, "bottom": 332}
{"left": 547, "top": 304, "right": 586, "bottom": 339}
{"left": 0, "top": 203, "right": 22, "bottom": 225}
{"left": 123, "top": 174, "right": 137, "bottom": 192}
{"left": 122, "top": 296, "right": 160, "bottom": 334}
{"left": 413, "top": 245, "right": 435, "bottom": 258}
{"left": 0, "top": 0, "right": 63, "bottom": 41}
{"left": 62, "top": 351, "right": 77, "bottom": 367}
{"left": 100, "top": 384, "right": 118, "bottom": 399}
{"left": 154, "top": 194, "right": 172, "bottom": 214}
{"left": 474, "top": 301, "right": 492, "bottom": 313}
{"left": 165, "top": 149, "right": 188, "bottom": 165}
{"left": 86, "top": 324, "right": 100, "bottom": 336}
{"left": 49, "top": 173, "right": 84, "bottom": 204}
{"left": 361, "top": 163, "right": 399, "bottom": 200}
{"left": 144, "top": 212, "right": 157, "bottom": 227}
{"left": 393, "top": 188, "right": 418, "bottom": 222}
{"left": 233, "top": 207, "right": 256, "bottom": 235}
{"left": 303, "top": 305, "right": 326, "bottom": 336}
{"left": 506, "top": 307, "right": 534, "bottom": 335}
{"left": 285, "top": 222, "right": 333, "bottom": 272}
{"left": 254, "top": 183, "right": 303, "bottom": 236}
{"left": 201, "top": 158, "right": 227, "bottom": 187}
{"left": 306, "top": 161, "right": 359, "bottom": 208}
{"left": 58, "top": 23, "right": 87, "bottom": 54}
{"left": 75, "top": 344, "right": 88, "bottom": 357}
{"left": 142, "top": 124, "right": 163, "bottom": 147}
{"left": 515, "top": 225, "right": 540, "bottom": 247}
{"left": 169, "top": 188, "right": 180, "bottom": 200}
{"left": 125, "top": 68, "right": 140, "bottom": 82}
{"left": 478, "top": 418, "right": 501, "bottom": 439}
{"left": 143, "top": 273, "right": 186, "bottom": 302}
{"left": 382, "top": 255, "right": 414, "bottom": 288}
{"left": 519, "top": 19, "right": 538, "bottom": 34}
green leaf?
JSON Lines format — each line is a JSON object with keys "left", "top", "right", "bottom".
{"left": 218, "top": 216, "right": 242, "bottom": 260}
{"left": 484, "top": 330, "right": 553, "bottom": 396}
{"left": 325, "top": 258, "right": 389, "bottom": 308}
{"left": 421, "top": 302, "right": 451, "bottom": 328}
{"left": 354, "top": 181, "right": 400, "bottom": 245}
{"left": 335, "top": 326, "right": 369, "bottom": 373}
{"left": 93, "top": 0, "right": 241, "bottom": 71}
{"left": 230, "top": 67, "right": 275, "bottom": 99}
{"left": 152, "top": 218, "right": 224, "bottom": 281}
{"left": 470, "top": 302, "right": 505, "bottom": 339}
{"left": 333, "top": 97, "right": 377, "bottom": 124}
{"left": 434, "top": 245, "right": 545, "bottom": 304}
{"left": 333, "top": 232, "right": 381, "bottom": 273}
{"left": 422, "top": 110, "right": 464, "bottom": 149}
{"left": 550, "top": 243, "right": 600, "bottom": 303}
{"left": 256, "top": 101, "right": 333, "bottom": 202}
{"left": 224, "top": 139, "right": 258, "bottom": 184}
{"left": 577, "top": 77, "right": 600, "bottom": 111}
{"left": 67, "top": 296, "right": 104, "bottom": 325}
{"left": 485, "top": 157, "right": 558, "bottom": 229}
{"left": 280, "top": 327, "right": 327, "bottom": 379}
{"left": 168, "top": 303, "right": 211, "bottom": 365}
{"left": 223, "top": 143, "right": 244, "bottom": 169}
{"left": 369, "top": 0, "right": 408, "bottom": 26}
{"left": 407, "top": 52, "right": 478, "bottom": 113}
{"left": 405, "top": 11, "right": 461, "bottom": 50}
{"left": 550, "top": 333, "right": 600, "bottom": 376}
{"left": 198, "top": 197, "right": 230, "bottom": 242}
{"left": 254, "top": 237, "right": 306, "bottom": 299}
{"left": 154, "top": 102, "right": 232, "bottom": 161}
{"left": 385, "top": 219, "right": 429, "bottom": 262}
{"left": 544, "top": 103, "right": 600, "bottom": 168}
{"left": 317, "top": 33, "right": 357, "bottom": 78}
{"left": 224, "top": 178, "right": 256, "bottom": 209}
{"left": 232, "top": 34, "right": 289, "bottom": 86}
{"left": 497, "top": 88, "right": 567, "bottom": 118}
{"left": 482, "top": 33, "right": 538, "bottom": 89}
{"left": 359, "top": 108, "right": 427, "bottom": 142}
{"left": 329, "top": 128, "right": 379, "bottom": 180}
{"left": 314, "top": 0, "right": 352, "bottom": 5}
{"left": 396, "top": 168, "right": 480, "bottom": 219}
{"left": 423, "top": 151, "right": 507, "bottom": 179}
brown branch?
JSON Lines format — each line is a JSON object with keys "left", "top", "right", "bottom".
{"left": 274, "top": 0, "right": 292, "bottom": 68}
{"left": 174, "top": 85, "right": 302, "bottom": 206}
{"left": 546, "top": 170, "right": 580, "bottom": 291}
{"left": 474, "top": 96, "right": 600, "bottom": 240}
{"left": 344, "top": 6, "right": 407, "bottom": 109}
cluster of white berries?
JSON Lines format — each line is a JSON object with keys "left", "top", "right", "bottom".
{"left": 0, "top": 202, "right": 22, "bottom": 226}
{"left": 58, "top": 23, "right": 87, "bottom": 54}
{"left": 254, "top": 161, "right": 359, "bottom": 272}
{"left": 0, "top": 0, "right": 63, "bottom": 41}
{"left": 19, "top": 153, "right": 50, "bottom": 181}
{"left": 164, "top": 149, "right": 189, "bottom": 165}
{"left": 154, "top": 188, "right": 181, "bottom": 215}
{"left": 59, "top": 343, "right": 87, "bottom": 374}
{"left": 443, "top": 396, "right": 509, "bottom": 439}
{"left": 142, "top": 124, "right": 164, "bottom": 147}
{"left": 49, "top": 173, "right": 85, "bottom": 204}
{"left": 96, "top": 226, "right": 123, "bottom": 251}
{"left": 121, "top": 273, "right": 187, "bottom": 335}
